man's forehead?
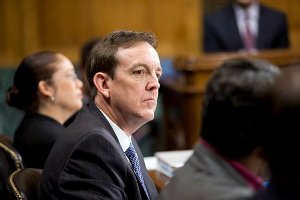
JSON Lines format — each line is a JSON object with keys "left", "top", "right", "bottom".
{"left": 116, "top": 42, "right": 159, "bottom": 62}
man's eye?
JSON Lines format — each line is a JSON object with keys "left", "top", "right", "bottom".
{"left": 133, "top": 70, "right": 144, "bottom": 75}
{"left": 156, "top": 73, "right": 162, "bottom": 79}
{"left": 67, "top": 73, "right": 78, "bottom": 81}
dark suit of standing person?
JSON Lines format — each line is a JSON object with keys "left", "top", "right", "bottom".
{"left": 39, "top": 30, "right": 162, "bottom": 200}
{"left": 159, "top": 58, "right": 280, "bottom": 200}
{"left": 204, "top": 0, "right": 289, "bottom": 52}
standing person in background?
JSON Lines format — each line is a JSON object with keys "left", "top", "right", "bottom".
{"left": 6, "top": 51, "right": 83, "bottom": 168}
{"left": 203, "top": 0, "right": 289, "bottom": 52}
{"left": 39, "top": 30, "right": 162, "bottom": 200}
{"left": 159, "top": 58, "right": 280, "bottom": 200}
{"left": 253, "top": 63, "right": 300, "bottom": 200}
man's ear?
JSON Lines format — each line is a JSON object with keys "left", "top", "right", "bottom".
{"left": 93, "top": 72, "right": 110, "bottom": 98}
{"left": 38, "top": 80, "right": 54, "bottom": 99}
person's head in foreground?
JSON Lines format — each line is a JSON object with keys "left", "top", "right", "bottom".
{"left": 159, "top": 58, "right": 280, "bottom": 200}
{"left": 253, "top": 63, "right": 300, "bottom": 200}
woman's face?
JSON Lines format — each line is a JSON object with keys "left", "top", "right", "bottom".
{"left": 49, "top": 55, "right": 83, "bottom": 114}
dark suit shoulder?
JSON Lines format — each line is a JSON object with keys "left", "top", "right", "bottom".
{"left": 59, "top": 129, "right": 129, "bottom": 179}
{"left": 40, "top": 105, "right": 136, "bottom": 199}
{"left": 205, "top": 5, "right": 234, "bottom": 22}
{"left": 52, "top": 104, "right": 123, "bottom": 168}
{"left": 259, "top": 4, "right": 288, "bottom": 27}
{"left": 65, "top": 103, "right": 117, "bottom": 140}
{"left": 260, "top": 4, "right": 287, "bottom": 17}
{"left": 15, "top": 112, "right": 63, "bottom": 142}
{"left": 40, "top": 128, "right": 132, "bottom": 199}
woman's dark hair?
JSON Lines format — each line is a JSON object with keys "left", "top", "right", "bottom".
{"left": 6, "top": 51, "right": 60, "bottom": 112}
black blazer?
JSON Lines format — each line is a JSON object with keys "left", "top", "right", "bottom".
{"left": 39, "top": 102, "right": 158, "bottom": 200}
{"left": 203, "top": 4, "right": 289, "bottom": 52}
{"left": 14, "top": 112, "right": 64, "bottom": 168}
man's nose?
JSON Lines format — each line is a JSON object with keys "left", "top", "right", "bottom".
{"left": 146, "top": 74, "right": 160, "bottom": 91}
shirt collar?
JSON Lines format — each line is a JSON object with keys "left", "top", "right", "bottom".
{"left": 229, "top": 159, "right": 264, "bottom": 191}
{"left": 98, "top": 108, "right": 131, "bottom": 152}
{"left": 233, "top": 2, "right": 259, "bottom": 20}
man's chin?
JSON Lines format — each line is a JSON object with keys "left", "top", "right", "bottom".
{"left": 143, "top": 112, "right": 155, "bottom": 121}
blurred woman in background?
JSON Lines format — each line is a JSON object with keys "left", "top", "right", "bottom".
{"left": 6, "top": 51, "right": 83, "bottom": 168}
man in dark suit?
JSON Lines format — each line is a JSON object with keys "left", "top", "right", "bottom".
{"left": 39, "top": 30, "right": 162, "bottom": 200}
{"left": 204, "top": 0, "right": 289, "bottom": 52}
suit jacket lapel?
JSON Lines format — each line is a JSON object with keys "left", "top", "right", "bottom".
{"left": 88, "top": 102, "right": 158, "bottom": 198}
{"left": 88, "top": 102, "right": 120, "bottom": 144}
{"left": 257, "top": 5, "right": 268, "bottom": 49}
{"left": 224, "top": 6, "right": 244, "bottom": 49}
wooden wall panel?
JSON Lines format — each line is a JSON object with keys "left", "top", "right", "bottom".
{"left": 0, "top": 0, "right": 200, "bottom": 67}
{"left": 0, "top": 0, "right": 299, "bottom": 68}
{"left": 0, "top": 0, "right": 23, "bottom": 66}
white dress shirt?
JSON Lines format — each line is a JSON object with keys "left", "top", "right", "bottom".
{"left": 234, "top": 3, "right": 259, "bottom": 41}
{"left": 98, "top": 108, "right": 131, "bottom": 152}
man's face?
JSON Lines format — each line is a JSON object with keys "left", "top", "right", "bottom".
{"left": 108, "top": 42, "right": 162, "bottom": 128}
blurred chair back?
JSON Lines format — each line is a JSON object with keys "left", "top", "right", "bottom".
{"left": 7, "top": 168, "right": 42, "bottom": 200}
{"left": 0, "top": 135, "right": 24, "bottom": 199}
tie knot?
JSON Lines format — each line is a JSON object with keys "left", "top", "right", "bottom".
{"left": 125, "top": 143, "right": 137, "bottom": 160}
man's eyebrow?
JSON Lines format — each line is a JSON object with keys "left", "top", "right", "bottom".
{"left": 131, "top": 62, "right": 162, "bottom": 73}
{"left": 131, "top": 62, "right": 147, "bottom": 68}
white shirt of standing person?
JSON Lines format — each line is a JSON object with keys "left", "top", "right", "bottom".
{"left": 234, "top": 2, "right": 259, "bottom": 51}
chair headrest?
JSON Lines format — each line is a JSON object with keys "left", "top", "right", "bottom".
{"left": 0, "top": 141, "right": 24, "bottom": 170}
{"left": 8, "top": 168, "right": 42, "bottom": 200}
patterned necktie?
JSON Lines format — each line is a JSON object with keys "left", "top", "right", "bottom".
{"left": 243, "top": 11, "right": 255, "bottom": 50}
{"left": 125, "top": 143, "right": 150, "bottom": 199}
